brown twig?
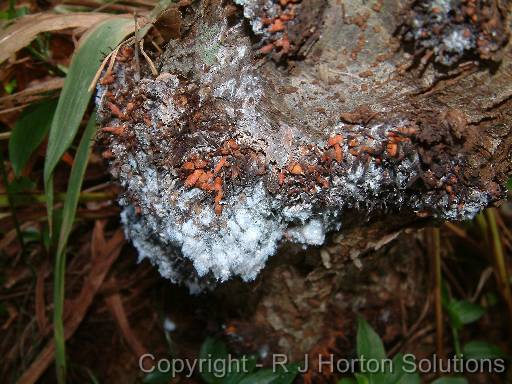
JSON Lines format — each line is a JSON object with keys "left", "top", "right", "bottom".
{"left": 105, "top": 292, "right": 150, "bottom": 368}
{"left": 35, "top": 263, "right": 49, "bottom": 336}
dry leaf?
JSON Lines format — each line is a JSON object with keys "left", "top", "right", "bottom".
{"left": 0, "top": 12, "right": 116, "bottom": 64}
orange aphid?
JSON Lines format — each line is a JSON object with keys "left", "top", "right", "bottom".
{"left": 198, "top": 171, "right": 213, "bottom": 185}
{"left": 102, "top": 150, "right": 114, "bottom": 159}
{"left": 397, "top": 126, "right": 417, "bottom": 136}
{"left": 213, "top": 176, "right": 223, "bottom": 191}
{"left": 182, "top": 161, "right": 195, "bottom": 170}
{"left": 289, "top": 162, "right": 303, "bottom": 175}
{"left": 334, "top": 144, "right": 343, "bottom": 163}
{"left": 107, "top": 102, "right": 124, "bottom": 119}
{"left": 214, "top": 195, "right": 224, "bottom": 215}
{"left": 100, "top": 74, "right": 114, "bottom": 85}
{"left": 125, "top": 102, "right": 135, "bottom": 114}
{"left": 327, "top": 134, "right": 343, "bottom": 147}
{"left": 259, "top": 43, "right": 275, "bottom": 54}
{"left": 268, "top": 19, "right": 285, "bottom": 32}
{"left": 227, "top": 139, "right": 239, "bottom": 150}
{"left": 214, "top": 156, "right": 227, "bottom": 174}
{"left": 102, "top": 126, "right": 125, "bottom": 136}
{"left": 214, "top": 177, "right": 224, "bottom": 215}
{"left": 184, "top": 169, "right": 203, "bottom": 187}
{"left": 348, "top": 138, "right": 358, "bottom": 147}
{"left": 200, "top": 183, "right": 213, "bottom": 192}
{"left": 386, "top": 142, "right": 398, "bottom": 157}
{"left": 214, "top": 190, "right": 223, "bottom": 204}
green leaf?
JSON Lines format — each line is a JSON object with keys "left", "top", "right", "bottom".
{"left": 237, "top": 364, "right": 299, "bottom": 384}
{"left": 9, "top": 99, "right": 56, "bottom": 176}
{"left": 199, "top": 338, "right": 229, "bottom": 383}
{"left": 5, "top": 0, "right": 29, "bottom": 20}
{"left": 507, "top": 178, "right": 512, "bottom": 191}
{"left": 446, "top": 300, "right": 485, "bottom": 329}
{"left": 356, "top": 317, "right": 388, "bottom": 384}
{"left": 397, "top": 373, "right": 421, "bottom": 384}
{"left": 338, "top": 379, "right": 357, "bottom": 384}
{"left": 462, "top": 341, "right": 506, "bottom": 360}
{"left": 4, "top": 78, "right": 17, "bottom": 94}
{"left": 53, "top": 114, "right": 97, "bottom": 383}
{"left": 272, "top": 363, "right": 300, "bottom": 384}
{"left": 430, "top": 377, "right": 468, "bottom": 384}
{"left": 222, "top": 355, "right": 257, "bottom": 384}
{"left": 354, "top": 373, "right": 370, "bottom": 384}
{"left": 43, "top": 17, "right": 133, "bottom": 228}
{"left": 376, "top": 353, "right": 418, "bottom": 384}
{"left": 357, "top": 317, "right": 386, "bottom": 362}
{"left": 143, "top": 369, "right": 174, "bottom": 384}
{"left": 238, "top": 369, "right": 279, "bottom": 384}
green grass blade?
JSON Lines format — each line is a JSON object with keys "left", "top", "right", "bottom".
{"left": 43, "top": 17, "right": 133, "bottom": 229}
{"left": 53, "top": 114, "right": 97, "bottom": 383}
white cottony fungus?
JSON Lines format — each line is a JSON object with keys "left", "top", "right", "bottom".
{"left": 97, "top": 0, "right": 506, "bottom": 292}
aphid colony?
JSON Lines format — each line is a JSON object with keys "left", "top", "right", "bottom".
{"left": 399, "top": 0, "right": 508, "bottom": 66}
{"left": 98, "top": 48, "right": 467, "bottom": 222}
{"left": 235, "top": 0, "right": 326, "bottom": 60}
{"left": 172, "top": 123, "right": 423, "bottom": 218}
{"left": 95, "top": 0, "right": 495, "bottom": 287}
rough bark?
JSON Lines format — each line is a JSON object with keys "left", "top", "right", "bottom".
{"left": 95, "top": 0, "right": 512, "bottom": 372}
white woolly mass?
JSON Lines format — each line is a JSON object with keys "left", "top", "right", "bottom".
{"left": 287, "top": 220, "right": 326, "bottom": 246}
{"left": 169, "top": 182, "right": 284, "bottom": 282}
{"left": 121, "top": 180, "right": 327, "bottom": 286}
{"left": 100, "top": 1, "right": 492, "bottom": 290}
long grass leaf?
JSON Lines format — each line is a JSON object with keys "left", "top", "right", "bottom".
{"left": 53, "top": 114, "right": 97, "bottom": 383}
{"left": 43, "top": 17, "right": 133, "bottom": 229}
